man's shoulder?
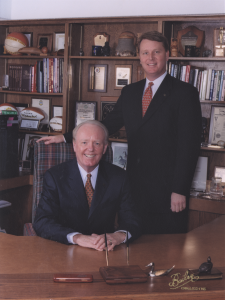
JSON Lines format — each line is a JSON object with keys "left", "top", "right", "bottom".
{"left": 167, "top": 74, "right": 198, "bottom": 92}
{"left": 45, "top": 158, "right": 76, "bottom": 176}
{"left": 122, "top": 79, "right": 146, "bottom": 92}
{"left": 100, "top": 160, "right": 126, "bottom": 176}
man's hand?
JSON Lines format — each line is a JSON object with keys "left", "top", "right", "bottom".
{"left": 37, "top": 135, "right": 65, "bottom": 145}
{"left": 73, "top": 232, "right": 126, "bottom": 251}
{"left": 171, "top": 192, "right": 186, "bottom": 212}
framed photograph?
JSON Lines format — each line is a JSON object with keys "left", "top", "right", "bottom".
{"left": 214, "top": 166, "right": 225, "bottom": 182}
{"left": 208, "top": 106, "right": 225, "bottom": 145}
{"left": 22, "top": 134, "right": 46, "bottom": 161}
{"left": 54, "top": 33, "right": 65, "bottom": 51}
{"left": 52, "top": 105, "right": 63, "bottom": 117}
{"left": 115, "top": 65, "right": 132, "bottom": 89}
{"left": 31, "top": 98, "right": 51, "bottom": 124}
{"left": 75, "top": 101, "right": 96, "bottom": 126}
{"left": 88, "top": 64, "right": 107, "bottom": 92}
{"left": 101, "top": 101, "right": 116, "bottom": 121}
{"left": 111, "top": 142, "right": 128, "bottom": 170}
{"left": 23, "top": 32, "right": 33, "bottom": 47}
{"left": 37, "top": 33, "right": 53, "bottom": 52}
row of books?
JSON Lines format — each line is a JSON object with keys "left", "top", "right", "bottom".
{"left": 168, "top": 62, "right": 225, "bottom": 101}
{"left": 8, "top": 58, "right": 64, "bottom": 93}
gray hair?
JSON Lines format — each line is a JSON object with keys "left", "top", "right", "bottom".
{"left": 72, "top": 120, "right": 108, "bottom": 144}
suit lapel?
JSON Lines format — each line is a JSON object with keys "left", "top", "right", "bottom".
{"left": 88, "top": 162, "right": 109, "bottom": 219}
{"left": 68, "top": 159, "right": 89, "bottom": 211}
{"left": 140, "top": 74, "right": 172, "bottom": 127}
{"left": 130, "top": 79, "right": 146, "bottom": 129}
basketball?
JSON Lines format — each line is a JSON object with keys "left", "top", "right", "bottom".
{"left": 4, "top": 32, "right": 29, "bottom": 55}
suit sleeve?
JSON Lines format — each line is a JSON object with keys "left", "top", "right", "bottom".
{"left": 116, "top": 174, "right": 142, "bottom": 241}
{"left": 172, "top": 86, "right": 202, "bottom": 196}
{"left": 33, "top": 170, "right": 76, "bottom": 244}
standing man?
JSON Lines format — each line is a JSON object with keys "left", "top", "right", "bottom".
{"left": 38, "top": 31, "right": 202, "bottom": 234}
{"left": 34, "top": 121, "right": 141, "bottom": 249}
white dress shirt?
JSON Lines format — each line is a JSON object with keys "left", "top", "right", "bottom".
{"left": 143, "top": 71, "right": 167, "bottom": 97}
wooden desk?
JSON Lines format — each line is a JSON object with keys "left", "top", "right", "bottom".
{"left": 0, "top": 216, "right": 224, "bottom": 299}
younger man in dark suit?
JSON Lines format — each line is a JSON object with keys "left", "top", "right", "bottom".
{"left": 34, "top": 121, "right": 141, "bottom": 250}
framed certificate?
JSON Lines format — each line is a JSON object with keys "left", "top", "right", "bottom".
{"left": 208, "top": 106, "right": 225, "bottom": 145}
{"left": 115, "top": 65, "right": 132, "bottom": 89}
{"left": 52, "top": 105, "right": 63, "bottom": 117}
{"left": 214, "top": 166, "right": 225, "bottom": 182}
{"left": 32, "top": 98, "right": 51, "bottom": 124}
{"left": 75, "top": 101, "right": 96, "bottom": 126}
{"left": 88, "top": 64, "right": 107, "bottom": 92}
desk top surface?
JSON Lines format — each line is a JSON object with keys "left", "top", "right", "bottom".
{"left": 0, "top": 216, "right": 225, "bottom": 299}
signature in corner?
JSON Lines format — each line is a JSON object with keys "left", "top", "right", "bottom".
{"left": 169, "top": 271, "right": 199, "bottom": 289}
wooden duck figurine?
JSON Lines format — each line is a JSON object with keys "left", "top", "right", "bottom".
{"left": 198, "top": 256, "right": 213, "bottom": 273}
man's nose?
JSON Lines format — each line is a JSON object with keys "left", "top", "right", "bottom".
{"left": 87, "top": 142, "right": 94, "bottom": 150}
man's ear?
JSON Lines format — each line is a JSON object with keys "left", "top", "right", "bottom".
{"left": 73, "top": 140, "right": 76, "bottom": 153}
{"left": 103, "top": 143, "right": 108, "bottom": 154}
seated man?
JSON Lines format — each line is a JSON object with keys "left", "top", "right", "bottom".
{"left": 33, "top": 120, "right": 141, "bottom": 250}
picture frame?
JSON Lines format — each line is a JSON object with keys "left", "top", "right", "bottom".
{"left": 101, "top": 101, "right": 116, "bottom": 121}
{"left": 115, "top": 65, "right": 132, "bottom": 89}
{"left": 111, "top": 142, "right": 128, "bottom": 170}
{"left": 23, "top": 32, "right": 33, "bottom": 47}
{"left": 214, "top": 166, "right": 225, "bottom": 182}
{"left": 208, "top": 106, "right": 225, "bottom": 145}
{"left": 22, "top": 134, "right": 46, "bottom": 161}
{"left": 31, "top": 98, "right": 51, "bottom": 124}
{"left": 99, "top": 96, "right": 118, "bottom": 121}
{"left": 88, "top": 64, "right": 107, "bottom": 92}
{"left": 54, "top": 33, "right": 65, "bottom": 51}
{"left": 75, "top": 101, "right": 97, "bottom": 126}
{"left": 37, "top": 33, "right": 53, "bottom": 52}
{"left": 52, "top": 105, "right": 63, "bottom": 117}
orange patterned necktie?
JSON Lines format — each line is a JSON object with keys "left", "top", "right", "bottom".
{"left": 85, "top": 174, "right": 94, "bottom": 208}
{"left": 142, "top": 82, "right": 154, "bottom": 117}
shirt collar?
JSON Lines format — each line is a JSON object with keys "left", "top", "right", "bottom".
{"left": 77, "top": 163, "right": 99, "bottom": 189}
{"left": 144, "top": 71, "right": 167, "bottom": 95}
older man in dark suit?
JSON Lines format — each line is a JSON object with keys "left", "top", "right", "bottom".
{"left": 34, "top": 120, "right": 141, "bottom": 249}
{"left": 38, "top": 31, "right": 202, "bottom": 234}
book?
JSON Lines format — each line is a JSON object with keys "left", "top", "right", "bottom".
{"left": 220, "top": 71, "right": 225, "bottom": 101}
{"left": 185, "top": 65, "right": 191, "bottom": 83}
{"left": 218, "top": 70, "right": 224, "bottom": 101}
{"left": 21, "top": 65, "right": 32, "bottom": 92}
{"left": 215, "top": 70, "right": 222, "bottom": 101}
{"left": 212, "top": 71, "right": 218, "bottom": 101}
{"left": 209, "top": 69, "right": 215, "bottom": 100}
{"left": 200, "top": 70, "right": 208, "bottom": 100}
{"left": 193, "top": 69, "right": 199, "bottom": 87}
{"left": 205, "top": 68, "right": 212, "bottom": 100}
{"left": 189, "top": 68, "right": 195, "bottom": 85}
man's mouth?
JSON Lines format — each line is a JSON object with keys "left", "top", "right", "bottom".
{"left": 85, "top": 154, "right": 95, "bottom": 158}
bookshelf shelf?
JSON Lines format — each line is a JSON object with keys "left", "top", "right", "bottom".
{"left": 169, "top": 57, "right": 225, "bottom": 62}
{"left": 19, "top": 130, "right": 62, "bottom": 135}
{"left": 69, "top": 56, "right": 140, "bottom": 60}
{"left": 0, "top": 55, "right": 64, "bottom": 59}
{"left": 0, "top": 90, "right": 63, "bottom": 96}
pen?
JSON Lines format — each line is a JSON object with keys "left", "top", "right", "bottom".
{"left": 105, "top": 232, "right": 109, "bottom": 266}
{"left": 126, "top": 231, "right": 129, "bottom": 266}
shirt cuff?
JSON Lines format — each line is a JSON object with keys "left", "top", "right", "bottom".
{"left": 67, "top": 232, "right": 81, "bottom": 244}
{"left": 115, "top": 230, "right": 131, "bottom": 243}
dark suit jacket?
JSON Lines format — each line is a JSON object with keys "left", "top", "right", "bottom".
{"left": 64, "top": 74, "right": 202, "bottom": 219}
{"left": 33, "top": 159, "right": 141, "bottom": 245}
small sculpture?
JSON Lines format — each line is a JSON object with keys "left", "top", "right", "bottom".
{"left": 198, "top": 256, "right": 213, "bottom": 273}
{"left": 18, "top": 47, "right": 42, "bottom": 55}
{"left": 145, "top": 262, "right": 175, "bottom": 277}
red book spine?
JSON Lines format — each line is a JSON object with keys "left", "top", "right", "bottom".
{"left": 185, "top": 65, "right": 191, "bottom": 83}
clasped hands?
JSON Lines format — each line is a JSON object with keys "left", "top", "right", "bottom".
{"left": 73, "top": 232, "right": 126, "bottom": 251}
